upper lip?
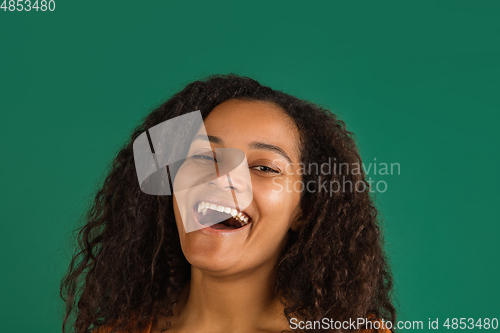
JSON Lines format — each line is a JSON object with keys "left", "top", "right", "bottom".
{"left": 193, "top": 196, "right": 253, "bottom": 221}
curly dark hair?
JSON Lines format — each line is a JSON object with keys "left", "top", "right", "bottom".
{"left": 60, "top": 73, "right": 396, "bottom": 333}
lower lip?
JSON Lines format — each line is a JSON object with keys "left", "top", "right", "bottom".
{"left": 192, "top": 207, "right": 252, "bottom": 236}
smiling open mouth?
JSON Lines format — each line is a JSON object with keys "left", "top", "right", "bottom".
{"left": 193, "top": 201, "right": 251, "bottom": 230}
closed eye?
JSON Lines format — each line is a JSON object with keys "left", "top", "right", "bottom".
{"left": 192, "top": 154, "right": 217, "bottom": 162}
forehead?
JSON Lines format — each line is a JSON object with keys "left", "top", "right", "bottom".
{"left": 203, "top": 99, "right": 301, "bottom": 161}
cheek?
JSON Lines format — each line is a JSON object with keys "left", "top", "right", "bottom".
{"left": 254, "top": 173, "right": 302, "bottom": 204}
{"left": 253, "top": 178, "right": 301, "bottom": 228}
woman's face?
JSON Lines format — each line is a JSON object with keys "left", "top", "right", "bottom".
{"left": 173, "top": 99, "right": 303, "bottom": 275}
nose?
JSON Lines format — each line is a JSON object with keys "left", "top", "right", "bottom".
{"left": 208, "top": 169, "right": 252, "bottom": 212}
{"left": 204, "top": 147, "right": 251, "bottom": 193}
{"left": 203, "top": 148, "right": 253, "bottom": 211}
{"left": 208, "top": 172, "right": 247, "bottom": 193}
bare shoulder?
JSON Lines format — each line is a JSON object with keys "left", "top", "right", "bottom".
{"left": 361, "top": 329, "right": 392, "bottom": 333}
{"left": 92, "top": 321, "right": 152, "bottom": 333}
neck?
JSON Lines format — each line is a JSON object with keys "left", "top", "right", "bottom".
{"left": 177, "top": 263, "right": 284, "bottom": 331}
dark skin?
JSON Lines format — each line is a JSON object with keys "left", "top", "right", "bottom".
{"left": 152, "top": 99, "right": 304, "bottom": 333}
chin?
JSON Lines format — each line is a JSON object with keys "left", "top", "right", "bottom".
{"left": 179, "top": 233, "right": 244, "bottom": 273}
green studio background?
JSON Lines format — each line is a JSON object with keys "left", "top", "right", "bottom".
{"left": 1, "top": 1, "right": 499, "bottom": 332}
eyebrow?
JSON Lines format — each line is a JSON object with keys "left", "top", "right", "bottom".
{"left": 192, "top": 134, "right": 293, "bottom": 164}
{"left": 193, "top": 134, "right": 222, "bottom": 145}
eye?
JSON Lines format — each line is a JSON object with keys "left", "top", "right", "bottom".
{"left": 252, "top": 165, "right": 280, "bottom": 174}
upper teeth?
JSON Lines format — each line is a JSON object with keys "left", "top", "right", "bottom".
{"left": 197, "top": 201, "right": 249, "bottom": 225}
